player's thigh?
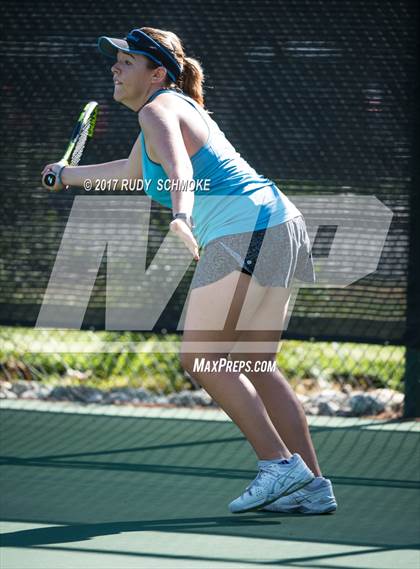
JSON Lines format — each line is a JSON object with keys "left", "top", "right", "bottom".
{"left": 229, "top": 285, "right": 293, "bottom": 361}
{"left": 180, "top": 270, "right": 268, "bottom": 367}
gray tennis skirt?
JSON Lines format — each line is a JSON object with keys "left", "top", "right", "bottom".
{"left": 191, "top": 214, "right": 316, "bottom": 289}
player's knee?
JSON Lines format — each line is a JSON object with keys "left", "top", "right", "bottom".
{"left": 179, "top": 350, "right": 196, "bottom": 374}
{"left": 180, "top": 351, "right": 230, "bottom": 377}
{"left": 228, "top": 352, "right": 277, "bottom": 375}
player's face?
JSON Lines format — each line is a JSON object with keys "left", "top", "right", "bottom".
{"left": 111, "top": 51, "right": 165, "bottom": 110}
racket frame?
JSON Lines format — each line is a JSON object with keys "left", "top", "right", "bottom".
{"left": 44, "top": 100, "right": 98, "bottom": 189}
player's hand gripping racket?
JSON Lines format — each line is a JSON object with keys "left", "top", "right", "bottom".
{"left": 42, "top": 101, "right": 99, "bottom": 190}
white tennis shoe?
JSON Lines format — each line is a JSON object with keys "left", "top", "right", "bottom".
{"left": 261, "top": 476, "right": 337, "bottom": 514}
{"left": 228, "top": 453, "right": 315, "bottom": 514}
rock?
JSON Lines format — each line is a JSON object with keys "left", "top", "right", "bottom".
{"left": 336, "top": 406, "right": 353, "bottom": 417}
{"left": 0, "top": 378, "right": 404, "bottom": 418}
{"left": 190, "top": 389, "right": 213, "bottom": 406}
{"left": 80, "top": 388, "right": 104, "bottom": 404}
{"left": 49, "top": 386, "right": 96, "bottom": 402}
{"left": 10, "top": 380, "right": 38, "bottom": 396}
{"left": 296, "top": 394, "right": 310, "bottom": 405}
{"left": 306, "top": 390, "right": 348, "bottom": 415}
{"left": 317, "top": 400, "right": 341, "bottom": 416}
{"left": 370, "top": 388, "right": 404, "bottom": 412}
{"left": 349, "top": 392, "right": 385, "bottom": 416}
{"left": 154, "top": 395, "right": 170, "bottom": 404}
{"left": 126, "top": 387, "right": 154, "bottom": 402}
{"left": 0, "top": 389, "right": 17, "bottom": 399}
{"left": 21, "top": 390, "right": 40, "bottom": 400}
{"left": 311, "top": 390, "right": 348, "bottom": 404}
{"left": 166, "top": 389, "right": 213, "bottom": 407}
{"left": 167, "top": 392, "right": 192, "bottom": 406}
{"left": 103, "top": 390, "right": 131, "bottom": 404}
{"left": 302, "top": 404, "right": 319, "bottom": 416}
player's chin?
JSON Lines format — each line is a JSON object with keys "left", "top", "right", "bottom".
{"left": 113, "top": 86, "right": 126, "bottom": 101}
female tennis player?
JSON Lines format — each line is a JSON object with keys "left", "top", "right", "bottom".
{"left": 41, "top": 26, "right": 337, "bottom": 514}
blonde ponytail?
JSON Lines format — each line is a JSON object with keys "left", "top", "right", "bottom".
{"left": 140, "top": 27, "right": 207, "bottom": 109}
{"left": 178, "top": 56, "right": 205, "bottom": 108}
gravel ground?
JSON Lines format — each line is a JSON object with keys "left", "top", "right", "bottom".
{"left": 0, "top": 380, "right": 404, "bottom": 418}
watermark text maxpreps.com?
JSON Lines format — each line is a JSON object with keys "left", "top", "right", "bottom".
{"left": 193, "top": 357, "right": 276, "bottom": 374}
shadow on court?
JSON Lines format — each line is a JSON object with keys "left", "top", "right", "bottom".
{"left": 0, "top": 403, "right": 419, "bottom": 568}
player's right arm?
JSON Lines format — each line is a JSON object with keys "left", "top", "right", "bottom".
{"left": 41, "top": 134, "right": 143, "bottom": 191}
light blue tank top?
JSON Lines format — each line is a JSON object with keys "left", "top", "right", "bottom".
{"left": 140, "top": 88, "right": 302, "bottom": 248}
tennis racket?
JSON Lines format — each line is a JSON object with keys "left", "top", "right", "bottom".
{"left": 43, "top": 101, "right": 99, "bottom": 189}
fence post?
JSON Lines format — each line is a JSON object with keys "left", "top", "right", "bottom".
{"left": 404, "top": 25, "right": 420, "bottom": 419}
{"left": 404, "top": 349, "right": 420, "bottom": 418}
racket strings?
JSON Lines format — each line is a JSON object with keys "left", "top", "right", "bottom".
{"left": 70, "top": 120, "right": 91, "bottom": 166}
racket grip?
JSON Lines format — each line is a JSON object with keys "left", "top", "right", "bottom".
{"left": 43, "top": 161, "right": 68, "bottom": 190}
{"left": 44, "top": 172, "right": 57, "bottom": 187}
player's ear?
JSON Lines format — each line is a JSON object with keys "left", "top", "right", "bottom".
{"left": 150, "top": 66, "right": 167, "bottom": 84}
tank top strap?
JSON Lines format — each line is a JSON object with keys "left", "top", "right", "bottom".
{"left": 143, "top": 87, "right": 172, "bottom": 105}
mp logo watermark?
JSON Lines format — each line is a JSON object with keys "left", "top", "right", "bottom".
{"left": 34, "top": 195, "right": 393, "bottom": 353}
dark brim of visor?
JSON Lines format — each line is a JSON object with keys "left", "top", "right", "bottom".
{"left": 98, "top": 36, "right": 131, "bottom": 58}
{"left": 97, "top": 34, "right": 180, "bottom": 82}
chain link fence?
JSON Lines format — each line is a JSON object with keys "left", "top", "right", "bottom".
{"left": 0, "top": 327, "right": 405, "bottom": 418}
{"left": 1, "top": 0, "right": 418, "bottom": 420}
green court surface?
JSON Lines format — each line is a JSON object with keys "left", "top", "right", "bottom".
{"left": 0, "top": 400, "right": 419, "bottom": 569}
